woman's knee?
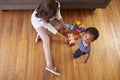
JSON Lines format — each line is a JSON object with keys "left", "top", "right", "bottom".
{"left": 36, "top": 27, "right": 50, "bottom": 42}
{"left": 41, "top": 35, "right": 50, "bottom": 43}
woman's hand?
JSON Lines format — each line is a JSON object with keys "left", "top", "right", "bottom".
{"left": 60, "top": 28, "right": 72, "bottom": 36}
{"left": 64, "top": 28, "right": 72, "bottom": 33}
{"left": 64, "top": 35, "right": 69, "bottom": 43}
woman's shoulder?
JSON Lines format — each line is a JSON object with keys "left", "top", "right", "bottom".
{"left": 32, "top": 9, "right": 37, "bottom": 14}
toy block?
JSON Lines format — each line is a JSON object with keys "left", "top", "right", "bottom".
{"left": 67, "top": 33, "right": 75, "bottom": 46}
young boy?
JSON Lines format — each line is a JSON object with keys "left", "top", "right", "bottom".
{"left": 73, "top": 27, "right": 99, "bottom": 63}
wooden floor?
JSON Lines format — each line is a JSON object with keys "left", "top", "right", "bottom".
{"left": 0, "top": 0, "right": 120, "bottom": 80}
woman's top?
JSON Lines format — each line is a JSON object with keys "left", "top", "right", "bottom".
{"left": 31, "top": 0, "right": 62, "bottom": 34}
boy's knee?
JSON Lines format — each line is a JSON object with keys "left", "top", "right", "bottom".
{"left": 73, "top": 52, "right": 81, "bottom": 58}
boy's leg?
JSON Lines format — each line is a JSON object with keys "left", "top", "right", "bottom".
{"left": 73, "top": 49, "right": 84, "bottom": 58}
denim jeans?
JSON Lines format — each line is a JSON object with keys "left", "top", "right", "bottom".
{"left": 73, "top": 49, "right": 86, "bottom": 58}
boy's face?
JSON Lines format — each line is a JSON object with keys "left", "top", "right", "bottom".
{"left": 83, "top": 32, "right": 95, "bottom": 44}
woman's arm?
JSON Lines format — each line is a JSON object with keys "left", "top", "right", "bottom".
{"left": 56, "top": 31, "right": 68, "bottom": 41}
{"left": 58, "top": 19, "right": 69, "bottom": 30}
{"left": 58, "top": 19, "right": 71, "bottom": 36}
{"left": 58, "top": 19, "right": 66, "bottom": 29}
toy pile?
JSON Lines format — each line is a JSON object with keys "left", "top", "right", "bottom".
{"left": 66, "top": 21, "right": 86, "bottom": 36}
{"left": 66, "top": 21, "right": 86, "bottom": 46}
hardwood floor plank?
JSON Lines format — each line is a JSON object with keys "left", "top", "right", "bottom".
{"left": 0, "top": 0, "right": 120, "bottom": 80}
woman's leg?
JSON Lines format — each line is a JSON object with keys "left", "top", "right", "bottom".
{"left": 35, "top": 27, "right": 60, "bottom": 75}
{"left": 36, "top": 27, "right": 53, "bottom": 68}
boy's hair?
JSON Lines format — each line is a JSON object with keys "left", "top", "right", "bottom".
{"left": 36, "top": 0, "right": 58, "bottom": 22}
{"left": 85, "top": 27, "right": 99, "bottom": 40}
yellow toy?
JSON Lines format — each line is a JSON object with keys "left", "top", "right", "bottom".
{"left": 75, "top": 21, "right": 81, "bottom": 25}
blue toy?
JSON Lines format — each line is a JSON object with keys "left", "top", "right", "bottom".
{"left": 66, "top": 24, "right": 71, "bottom": 28}
{"left": 66, "top": 24, "right": 74, "bottom": 30}
{"left": 75, "top": 26, "right": 86, "bottom": 32}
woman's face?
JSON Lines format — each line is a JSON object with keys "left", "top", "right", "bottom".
{"left": 83, "top": 32, "right": 95, "bottom": 44}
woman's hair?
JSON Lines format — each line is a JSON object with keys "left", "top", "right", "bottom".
{"left": 85, "top": 27, "right": 99, "bottom": 40}
{"left": 35, "top": 0, "right": 58, "bottom": 22}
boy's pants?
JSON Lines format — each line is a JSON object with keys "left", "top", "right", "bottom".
{"left": 35, "top": 19, "right": 62, "bottom": 68}
{"left": 73, "top": 49, "right": 86, "bottom": 58}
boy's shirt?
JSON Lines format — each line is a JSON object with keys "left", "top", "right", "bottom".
{"left": 78, "top": 36, "right": 91, "bottom": 53}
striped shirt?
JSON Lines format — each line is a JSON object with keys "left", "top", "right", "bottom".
{"left": 78, "top": 37, "right": 91, "bottom": 53}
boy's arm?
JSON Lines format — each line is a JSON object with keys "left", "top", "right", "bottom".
{"left": 82, "top": 52, "right": 90, "bottom": 63}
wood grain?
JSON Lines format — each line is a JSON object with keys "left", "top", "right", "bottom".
{"left": 0, "top": 0, "right": 120, "bottom": 80}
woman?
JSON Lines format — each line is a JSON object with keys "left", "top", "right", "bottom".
{"left": 31, "top": 0, "right": 68, "bottom": 75}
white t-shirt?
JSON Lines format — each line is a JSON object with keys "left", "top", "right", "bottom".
{"left": 31, "top": 1, "right": 62, "bottom": 34}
